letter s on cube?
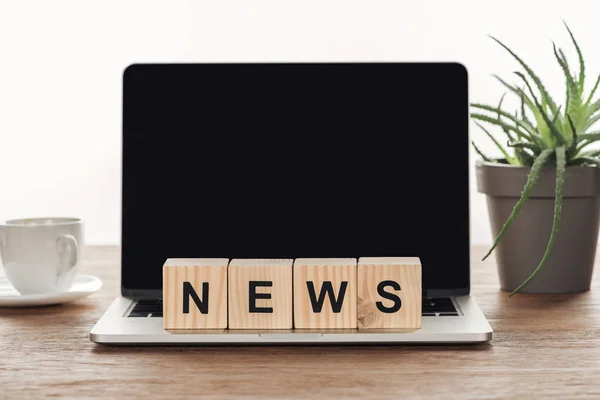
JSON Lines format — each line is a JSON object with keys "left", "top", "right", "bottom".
{"left": 357, "top": 257, "right": 422, "bottom": 329}
{"left": 162, "top": 258, "right": 229, "bottom": 330}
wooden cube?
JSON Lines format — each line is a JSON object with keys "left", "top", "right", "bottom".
{"left": 293, "top": 258, "right": 357, "bottom": 329}
{"left": 228, "top": 259, "right": 293, "bottom": 329}
{"left": 357, "top": 257, "right": 422, "bottom": 329}
{"left": 163, "top": 258, "right": 229, "bottom": 330}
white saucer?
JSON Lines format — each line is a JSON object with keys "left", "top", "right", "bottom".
{"left": 0, "top": 274, "right": 102, "bottom": 307}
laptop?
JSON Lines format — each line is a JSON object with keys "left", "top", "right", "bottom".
{"left": 90, "top": 63, "right": 492, "bottom": 344}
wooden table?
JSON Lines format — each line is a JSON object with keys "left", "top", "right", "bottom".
{"left": 1, "top": 245, "right": 600, "bottom": 399}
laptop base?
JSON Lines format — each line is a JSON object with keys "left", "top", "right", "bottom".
{"left": 90, "top": 296, "right": 492, "bottom": 345}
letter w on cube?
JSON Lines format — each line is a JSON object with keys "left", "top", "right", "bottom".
{"left": 293, "top": 258, "right": 358, "bottom": 329}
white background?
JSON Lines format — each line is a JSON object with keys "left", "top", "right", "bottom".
{"left": 1, "top": 0, "right": 598, "bottom": 245}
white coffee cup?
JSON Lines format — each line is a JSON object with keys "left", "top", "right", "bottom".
{"left": 0, "top": 217, "right": 83, "bottom": 295}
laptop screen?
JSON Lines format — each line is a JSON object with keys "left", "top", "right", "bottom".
{"left": 122, "top": 63, "right": 470, "bottom": 296}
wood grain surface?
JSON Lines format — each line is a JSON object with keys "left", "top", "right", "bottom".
{"left": 163, "top": 258, "right": 229, "bottom": 330}
{"left": 1, "top": 245, "right": 600, "bottom": 399}
{"left": 357, "top": 257, "right": 422, "bottom": 329}
{"left": 228, "top": 259, "right": 293, "bottom": 329}
{"left": 293, "top": 258, "right": 357, "bottom": 329}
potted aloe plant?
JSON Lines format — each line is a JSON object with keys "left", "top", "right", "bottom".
{"left": 473, "top": 23, "right": 600, "bottom": 295}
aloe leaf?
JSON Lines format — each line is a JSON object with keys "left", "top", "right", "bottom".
{"left": 482, "top": 148, "right": 554, "bottom": 261}
{"left": 510, "top": 146, "right": 566, "bottom": 295}
{"left": 575, "top": 157, "right": 600, "bottom": 168}
{"left": 471, "top": 113, "right": 525, "bottom": 140}
{"left": 553, "top": 105, "right": 565, "bottom": 140}
{"left": 575, "top": 131, "right": 600, "bottom": 154}
{"left": 558, "top": 48, "right": 570, "bottom": 72}
{"left": 553, "top": 43, "right": 581, "bottom": 133}
{"left": 552, "top": 106, "right": 562, "bottom": 124}
{"left": 585, "top": 74, "right": 600, "bottom": 107}
{"left": 577, "top": 132, "right": 600, "bottom": 142}
{"left": 564, "top": 22, "right": 585, "bottom": 95}
{"left": 493, "top": 75, "right": 541, "bottom": 128}
{"left": 584, "top": 150, "right": 600, "bottom": 157}
{"left": 490, "top": 36, "right": 558, "bottom": 113}
{"left": 508, "top": 141, "right": 541, "bottom": 153}
{"left": 472, "top": 141, "right": 492, "bottom": 162}
{"left": 520, "top": 90, "right": 530, "bottom": 125}
{"left": 507, "top": 73, "right": 550, "bottom": 143}
{"left": 567, "top": 114, "right": 578, "bottom": 157}
{"left": 474, "top": 122, "right": 517, "bottom": 164}
{"left": 586, "top": 99, "right": 600, "bottom": 118}
{"left": 515, "top": 148, "right": 535, "bottom": 166}
{"left": 493, "top": 75, "right": 541, "bottom": 136}
{"left": 498, "top": 93, "right": 513, "bottom": 140}
{"left": 555, "top": 46, "right": 573, "bottom": 118}
{"left": 471, "top": 103, "right": 537, "bottom": 138}
{"left": 516, "top": 72, "right": 567, "bottom": 146}
{"left": 568, "top": 157, "right": 592, "bottom": 166}
{"left": 584, "top": 113, "right": 600, "bottom": 131}
{"left": 530, "top": 108, "right": 549, "bottom": 143}
{"left": 497, "top": 93, "right": 506, "bottom": 115}
{"left": 571, "top": 150, "right": 600, "bottom": 160}
{"left": 578, "top": 99, "right": 600, "bottom": 133}
{"left": 496, "top": 93, "right": 514, "bottom": 140}
{"left": 494, "top": 75, "right": 537, "bottom": 112}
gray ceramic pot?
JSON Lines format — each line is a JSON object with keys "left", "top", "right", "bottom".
{"left": 476, "top": 161, "right": 600, "bottom": 293}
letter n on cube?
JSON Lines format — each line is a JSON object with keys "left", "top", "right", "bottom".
{"left": 163, "top": 258, "right": 229, "bottom": 330}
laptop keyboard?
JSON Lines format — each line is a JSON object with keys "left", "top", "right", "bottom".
{"left": 422, "top": 298, "right": 459, "bottom": 316}
{"left": 128, "top": 299, "right": 163, "bottom": 317}
{"left": 127, "top": 298, "right": 458, "bottom": 318}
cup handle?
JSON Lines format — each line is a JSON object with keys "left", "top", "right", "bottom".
{"left": 56, "top": 234, "right": 79, "bottom": 276}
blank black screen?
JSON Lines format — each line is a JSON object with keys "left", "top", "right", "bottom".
{"left": 122, "top": 63, "right": 470, "bottom": 295}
